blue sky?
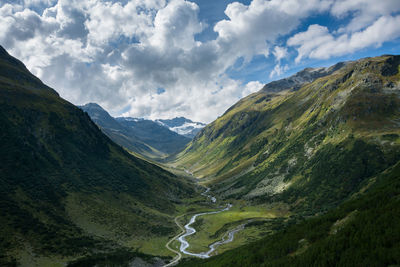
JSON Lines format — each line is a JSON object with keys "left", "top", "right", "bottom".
{"left": 1, "top": 0, "right": 399, "bottom": 122}
{"left": 193, "top": 0, "right": 251, "bottom": 41}
{"left": 192, "top": 0, "right": 400, "bottom": 85}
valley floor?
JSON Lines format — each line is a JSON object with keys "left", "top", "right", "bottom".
{"left": 160, "top": 166, "right": 292, "bottom": 266}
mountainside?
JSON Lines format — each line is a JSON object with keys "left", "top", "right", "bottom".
{"left": 180, "top": 161, "right": 400, "bottom": 266}
{"left": 172, "top": 54, "right": 400, "bottom": 214}
{"left": 156, "top": 117, "right": 206, "bottom": 138}
{"left": 261, "top": 61, "right": 348, "bottom": 93}
{"left": 116, "top": 116, "right": 191, "bottom": 155}
{"left": 79, "top": 103, "right": 190, "bottom": 158}
{"left": 0, "top": 46, "right": 195, "bottom": 266}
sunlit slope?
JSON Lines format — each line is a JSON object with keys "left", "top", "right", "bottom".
{"left": 180, "top": 159, "right": 400, "bottom": 266}
{"left": 0, "top": 46, "right": 194, "bottom": 265}
{"left": 173, "top": 55, "right": 400, "bottom": 212}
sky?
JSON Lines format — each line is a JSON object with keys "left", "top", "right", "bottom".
{"left": 1, "top": 0, "right": 400, "bottom": 123}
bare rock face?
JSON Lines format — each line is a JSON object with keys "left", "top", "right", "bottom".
{"left": 261, "top": 62, "right": 348, "bottom": 93}
{"left": 380, "top": 55, "right": 400, "bottom": 76}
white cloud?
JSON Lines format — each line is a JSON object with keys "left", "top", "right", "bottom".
{"left": 149, "top": 0, "right": 203, "bottom": 50}
{"left": 213, "top": 0, "right": 330, "bottom": 65}
{"left": 287, "top": 24, "right": 333, "bottom": 63}
{"left": 1, "top": 0, "right": 399, "bottom": 123}
{"left": 288, "top": 0, "right": 400, "bottom": 63}
{"left": 331, "top": 0, "right": 400, "bottom": 33}
{"left": 270, "top": 64, "right": 289, "bottom": 78}
{"left": 242, "top": 81, "right": 263, "bottom": 96}
{"left": 84, "top": 0, "right": 163, "bottom": 46}
{"left": 288, "top": 15, "right": 400, "bottom": 61}
{"left": 272, "top": 46, "right": 288, "bottom": 62}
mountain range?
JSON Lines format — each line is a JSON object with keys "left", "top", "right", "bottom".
{"left": 156, "top": 117, "right": 206, "bottom": 138}
{"left": 79, "top": 103, "right": 195, "bottom": 158}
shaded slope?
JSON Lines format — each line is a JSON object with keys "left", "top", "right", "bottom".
{"left": 79, "top": 103, "right": 191, "bottom": 158}
{"left": 79, "top": 103, "right": 165, "bottom": 158}
{"left": 173, "top": 55, "right": 400, "bottom": 213}
{"left": 117, "top": 117, "right": 191, "bottom": 155}
{"left": 0, "top": 46, "right": 194, "bottom": 265}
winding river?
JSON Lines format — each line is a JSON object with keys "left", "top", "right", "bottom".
{"left": 176, "top": 188, "right": 243, "bottom": 258}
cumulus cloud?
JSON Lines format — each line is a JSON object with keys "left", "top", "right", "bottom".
{"left": 331, "top": 0, "right": 400, "bottom": 33}
{"left": 288, "top": 15, "right": 400, "bottom": 62}
{"left": 1, "top": 0, "right": 399, "bottom": 122}
{"left": 149, "top": 0, "right": 203, "bottom": 50}
{"left": 213, "top": 0, "right": 331, "bottom": 66}
{"left": 288, "top": 0, "right": 400, "bottom": 63}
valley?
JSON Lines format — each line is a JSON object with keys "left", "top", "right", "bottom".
{"left": 2, "top": 1, "right": 400, "bottom": 266}
{"left": 0, "top": 43, "right": 399, "bottom": 267}
{"left": 158, "top": 170, "right": 293, "bottom": 266}
{"left": 171, "top": 186, "right": 276, "bottom": 260}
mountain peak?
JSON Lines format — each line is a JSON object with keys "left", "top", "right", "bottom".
{"left": 156, "top": 117, "right": 206, "bottom": 138}
{"left": 79, "top": 102, "right": 122, "bottom": 130}
{"left": 262, "top": 61, "right": 349, "bottom": 93}
{"left": 0, "top": 45, "right": 58, "bottom": 96}
{"left": 80, "top": 102, "right": 105, "bottom": 110}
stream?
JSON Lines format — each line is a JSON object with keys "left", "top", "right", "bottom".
{"left": 177, "top": 188, "right": 243, "bottom": 258}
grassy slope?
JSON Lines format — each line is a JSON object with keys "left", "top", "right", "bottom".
{"left": 167, "top": 55, "right": 400, "bottom": 259}
{"left": 173, "top": 55, "right": 400, "bottom": 214}
{"left": 179, "top": 160, "right": 400, "bottom": 266}
{"left": 0, "top": 46, "right": 195, "bottom": 266}
{"left": 182, "top": 202, "right": 288, "bottom": 254}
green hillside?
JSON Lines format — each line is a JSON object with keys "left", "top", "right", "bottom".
{"left": 172, "top": 54, "right": 400, "bottom": 266}
{"left": 179, "top": 160, "right": 400, "bottom": 266}
{"left": 172, "top": 55, "right": 400, "bottom": 214}
{"left": 0, "top": 46, "right": 196, "bottom": 266}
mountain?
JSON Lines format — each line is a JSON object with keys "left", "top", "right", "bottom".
{"left": 79, "top": 103, "right": 190, "bottom": 158}
{"left": 156, "top": 117, "right": 206, "bottom": 138}
{"left": 116, "top": 116, "right": 191, "bottom": 155}
{"left": 0, "top": 46, "right": 195, "bottom": 266}
{"left": 172, "top": 54, "right": 400, "bottom": 214}
{"left": 261, "top": 61, "right": 348, "bottom": 93}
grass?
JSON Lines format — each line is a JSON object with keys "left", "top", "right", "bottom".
{"left": 183, "top": 201, "right": 289, "bottom": 254}
{"left": 126, "top": 237, "right": 173, "bottom": 257}
{"left": 17, "top": 247, "right": 73, "bottom": 267}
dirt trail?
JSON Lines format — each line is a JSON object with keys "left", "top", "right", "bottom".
{"left": 163, "top": 215, "right": 185, "bottom": 267}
